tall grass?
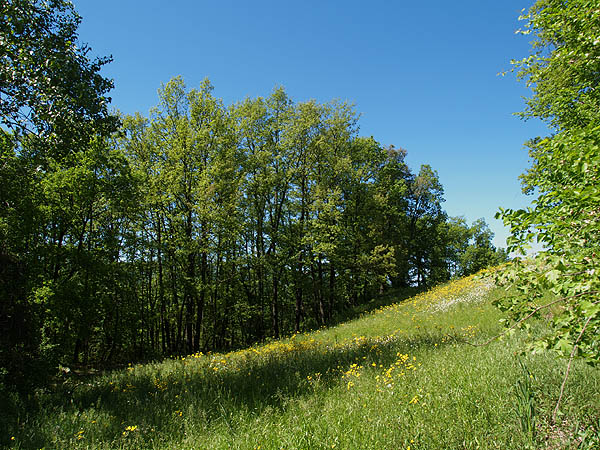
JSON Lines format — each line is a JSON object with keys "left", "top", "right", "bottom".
{"left": 2, "top": 273, "right": 599, "bottom": 449}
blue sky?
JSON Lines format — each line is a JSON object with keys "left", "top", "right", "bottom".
{"left": 72, "top": 0, "right": 548, "bottom": 249}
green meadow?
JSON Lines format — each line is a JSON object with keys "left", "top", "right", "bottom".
{"left": 2, "top": 273, "right": 599, "bottom": 450}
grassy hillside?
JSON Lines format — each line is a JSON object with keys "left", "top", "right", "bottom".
{"left": 2, "top": 272, "right": 599, "bottom": 449}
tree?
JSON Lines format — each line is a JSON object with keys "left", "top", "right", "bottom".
{"left": 0, "top": 0, "right": 117, "bottom": 146}
{"left": 373, "top": 145, "right": 412, "bottom": 288}
{"left": 406, "top": 165, "right": 446, "bottom": 286}
{"left": 1, "top": 0, "right": 119, "bottom": 385}
{"left": 458, "top": 218, "right": 507, "bottom": 277}
{"left": 498, "top": 0, "right": 600, "bottom": 373}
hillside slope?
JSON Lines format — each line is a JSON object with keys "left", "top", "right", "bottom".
{"left": 3, "top": 272, "right": 599, "bottom": 449}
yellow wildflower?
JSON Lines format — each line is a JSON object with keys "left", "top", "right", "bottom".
{"left": 123, "top": 425, "right": 138, "bottom": 435}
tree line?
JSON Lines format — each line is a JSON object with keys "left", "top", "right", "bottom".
{"left": 0, "top": 1, "right": 505, "bottom": 386}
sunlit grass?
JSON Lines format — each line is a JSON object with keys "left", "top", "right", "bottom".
{"left": 2, "top": 271, "right": 599, "bottom": 449}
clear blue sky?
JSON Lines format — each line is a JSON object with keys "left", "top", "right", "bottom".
{"left": 72, "top": 0, "right": 548, "bottom": 249}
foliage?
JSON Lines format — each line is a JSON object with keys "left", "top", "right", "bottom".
{"left": 512, "top": 0, "right": 600, "bottom": 130}
{"left": 1, "top": 0, "right": 506, "bottom": 387}
{"left": 497, "top": 0, "right": 600, "bottom": 366}
{"left": 0, "top": 0, "right": 121, "bottom": 386}
{"left": 0, "top": 0, "right": 117, "bottom": 143}
{"left": 2, "top": 73, "right": 507, "bottom": 381}
{"left": 116, "top": 76, "right": 508, "bottom": 361}
{"left": 458, "top": 218, "right": 508, "bottom": 277}
{"left": 514, "top": 360, "right": 536, "bottom": 447}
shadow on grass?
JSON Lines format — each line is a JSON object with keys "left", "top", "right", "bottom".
{"left": 11, "top": 326, "right": 465, "bottom": 449}
{"left": 326, "top": 287, "right": 424, "bottom": 329}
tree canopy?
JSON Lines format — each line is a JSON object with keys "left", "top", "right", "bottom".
{"left": 0, "top": 0, "right": 117, "bottom": 145}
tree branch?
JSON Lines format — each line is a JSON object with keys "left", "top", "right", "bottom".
{"left": 467, "top": 291, "right": 597, "bottom": 347}
{"left": 552, "top": 314, "right": 594, "bottom": 424}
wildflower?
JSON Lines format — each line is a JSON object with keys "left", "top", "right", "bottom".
{"left": 122, "top": 425, "right": 138, "bottom": 436}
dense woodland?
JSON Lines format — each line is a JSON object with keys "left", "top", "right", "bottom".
{"left": 0, "top": 1, "right": 510, "bottom": 386}
{"left": 3, "top": 2, "right": 600, "bottom": 448}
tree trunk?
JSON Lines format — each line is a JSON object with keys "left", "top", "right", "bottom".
{"left": 272, "top": 270, "right": 280, "bottom": 338}
{"left": 328, "top": 262, "right": 335, "bottom": 321}
{"left": 317, "top": 255, "right": 325, "bottom": 325}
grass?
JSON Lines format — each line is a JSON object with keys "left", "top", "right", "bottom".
{"left": 2, "top": 272, "right": 599, "bottom": 449}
